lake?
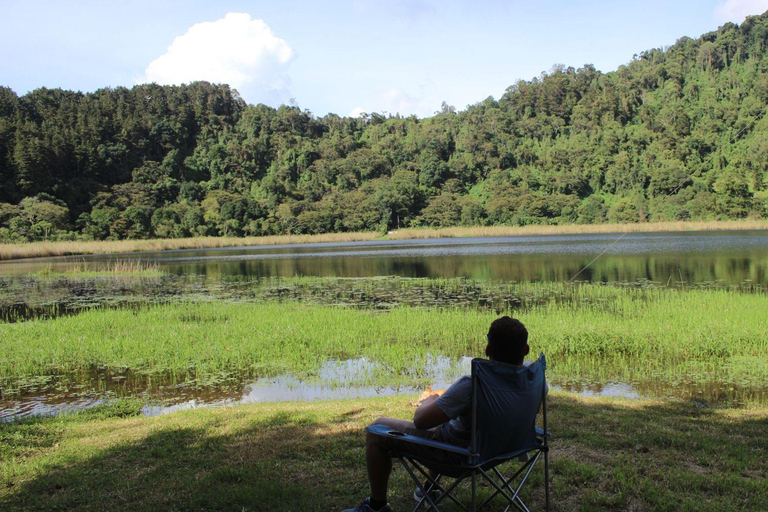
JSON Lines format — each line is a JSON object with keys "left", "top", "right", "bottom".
{"left": 2, "top": 230, "right": 768, "bottom": 285}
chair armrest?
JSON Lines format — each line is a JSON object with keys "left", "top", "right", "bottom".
{"left": 366, "top": 424, "right": 475, "bottom": 457}
{"left": 536, "top": 427, "right": 550, "bottom": 438}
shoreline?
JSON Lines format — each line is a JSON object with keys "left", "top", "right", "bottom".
{"left": 2, "top": 219, "right": 768, "bottom": 262}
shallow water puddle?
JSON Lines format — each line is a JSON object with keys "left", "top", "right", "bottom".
{"left": 4, "top": 356, "right": 765, "bottom": 421}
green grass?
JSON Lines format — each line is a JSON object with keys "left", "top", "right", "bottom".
{"left": 1, "top": 284, "right": 767, "bottom": 402}
{"left": 1, "top": 393, "right": 766, "bottom": 511}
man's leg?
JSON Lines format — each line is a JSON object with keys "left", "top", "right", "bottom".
{"left": 364, "top": 417, "right": 443, "bottom": 505}
{"left": 365, "top": 420, "right": 394, "bottom": 503}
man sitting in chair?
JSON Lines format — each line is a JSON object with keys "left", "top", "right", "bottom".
{"left": 344, "top": 316, "right": 532, "bottom": 512}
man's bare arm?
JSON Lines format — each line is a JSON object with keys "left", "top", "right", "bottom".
{"left": 413, "top": 394, "right": 450, "bottom": 430}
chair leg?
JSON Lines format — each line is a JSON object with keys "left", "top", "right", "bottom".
{"left": 479, "top": 467, "right": 530, "bottom": 512}
{"left": 394, "top": 453, "right": 546, "bottom": 512}
{"left": 544, "top": 447, "right": 550, "bottom": 512}
{"left": 408, "top": 459, "right": 471, "bottom": 511}
{"left": 413, "top": 474, "right": 443, "bottom": 512}
{"left": 477, "top": 452, "right": 539, "bottom": 509}
{"left": 398, "top": 457, "right": 470, "bottom": 512}
{"left": 471, "top": 472, "right": 476, "bottom": 512}
{"left": 397, "top": 459, "right": 441, "bottom": 512}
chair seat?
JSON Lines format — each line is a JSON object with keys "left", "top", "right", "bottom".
{"left": 366, "top": 424, "right": 542, "bottom": 469}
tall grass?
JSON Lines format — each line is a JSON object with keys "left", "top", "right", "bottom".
{"left": 3, "top": 219, "right": 767, "bottom": 261}
{"left": 385, "top": 219, "right": 768, "bottom": 240}
{"left": 1, "top": 285, "right": 766, "bottom": 397}
{"left": 33, "top": 258, "right": 162, "bottom": 277}
{"left": 0, "top": 231, "right": 380, "bottom": 261}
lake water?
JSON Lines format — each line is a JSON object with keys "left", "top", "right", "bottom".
{"left": 2, "top": 230, "right": 768, "bottom": 285}
{"left": 2, "top": 229, "right": 767, "bottom": 420}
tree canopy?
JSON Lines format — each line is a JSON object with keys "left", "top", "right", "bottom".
{"left": 2, "top": 13, "right": 768, "bottom": 242}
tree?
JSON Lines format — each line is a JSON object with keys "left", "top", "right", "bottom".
{"left": 713, "top": 171, "right": 753, "bottom": 218}
{"left": 419, "top": 193, "right": 461, "bottom": 227}
{"left": 18, "top": 194, "right": 70, "bottom": 240}
{"left": 607, "top": 198, "right": 640, "bottom": 223}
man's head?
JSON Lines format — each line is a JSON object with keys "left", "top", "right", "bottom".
{"left": 485, "top": 316, "right": 529, "bottom": 365}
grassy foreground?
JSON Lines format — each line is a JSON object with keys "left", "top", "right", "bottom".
{"left": 1, "top": 393, "right": 766, "bottom": 511}
{"left": 2, "top": 219, "right": 767, "bottom": 261}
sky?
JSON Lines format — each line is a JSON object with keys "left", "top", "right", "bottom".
{"left": 2, "top": 0, "right": 768, "bottom": 118}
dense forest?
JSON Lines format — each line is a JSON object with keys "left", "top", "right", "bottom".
{"left": 2, "top": 14, "right": 768, "bottom": 242}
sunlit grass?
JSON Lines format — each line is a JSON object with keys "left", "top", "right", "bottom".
{"left": 2, "top": 284, "right": 767, "bottom": 402}
{"left": 33, "top": 259, "right": 163, "bottom": 277}
{"left": 0, "top": 231, "right": 380, "bottom": 261}
{"left": 1, "top": 394, "right": 766, "bottom": 510}
{"left": 385, "top": 219, "right": 768, "bottom": 240}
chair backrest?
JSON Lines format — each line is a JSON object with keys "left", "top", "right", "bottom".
{"left": 471, "top": 353, "right": 546, "bottom": 462}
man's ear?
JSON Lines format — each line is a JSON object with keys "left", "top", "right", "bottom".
{"left": 524, "top": 344, "right": 530, "bottom": 356}
{"left": 485, "top": 344, "right": 492, "bottom": 358}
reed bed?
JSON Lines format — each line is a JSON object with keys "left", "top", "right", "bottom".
{"left": 33, "top": 258, "right": 163, "bottom": 277}
{"left": 2, "top": 285, "right": 766, "bottom": 401}
{"left": 3, "top": 219, "right": 767, "bottom": 261}
{"left": 0, "top": 231, "right": 380, "bottom": 261}
{"left": 385, "top": 219, "right": 768, "bottom": 240}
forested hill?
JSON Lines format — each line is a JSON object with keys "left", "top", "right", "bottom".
{"left": 2, "top": 14, "right": 768, "bottom": 242}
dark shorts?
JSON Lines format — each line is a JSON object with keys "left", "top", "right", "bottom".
{"left": 369, "top": 417, "right": 466, "bottom": 466}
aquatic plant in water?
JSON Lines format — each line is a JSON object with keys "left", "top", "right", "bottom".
{"left": 1, "top": 280, "right": 767, "bottom": 419}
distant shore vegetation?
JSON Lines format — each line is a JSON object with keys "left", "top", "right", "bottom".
{"left": 2, "top": 15, "right": 768, "bottom": 246}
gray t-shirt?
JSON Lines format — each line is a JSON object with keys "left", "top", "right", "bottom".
{"left": 434, "top": 360, "right": 543, "bottom": 447}
{"left": 434, "top": 375, "right": 472, "bottom": 446}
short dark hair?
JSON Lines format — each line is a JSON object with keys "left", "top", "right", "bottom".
{"left": 487, "top": 316, "right": 528, "bottom": 365}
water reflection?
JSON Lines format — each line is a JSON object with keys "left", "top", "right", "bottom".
{"left": 2, "top": 231, "right": 768, "bottom": 285}
{"left": 1, "top": 356, "right": 468, "bottom": 421}
{"left": 4, "top": 355, "right": 767, "bottom": 422}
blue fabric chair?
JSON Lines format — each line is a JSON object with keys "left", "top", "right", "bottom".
{"left": 367, "top": 354, "right": 550, "bottom": 511}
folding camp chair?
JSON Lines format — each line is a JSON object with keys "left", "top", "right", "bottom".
{"left": 367, "top": 354, "right": 549, "bottom": 511}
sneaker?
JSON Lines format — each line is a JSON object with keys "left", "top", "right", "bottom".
{"left": 413, "top": 485, "right": 440, "bottom": 505}
{"left": 342, "top": 497, "right": 393, "bottom": 512}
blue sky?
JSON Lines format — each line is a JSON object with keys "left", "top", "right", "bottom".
{"left": 2, "top": 0, "right": 768, "bottom": 118}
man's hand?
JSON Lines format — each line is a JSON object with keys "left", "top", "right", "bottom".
{"left": 419, "top": 393, "right": 440, "bottom": 406}
{"left": 413, "top": 394, "right": 450, "bottom": 430}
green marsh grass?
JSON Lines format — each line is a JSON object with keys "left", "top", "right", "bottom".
{"left": 11, "top": 273, "right": 761, "bottom": 327}
{"left": 2, "top": 283, "right": 767, "bottom": 403}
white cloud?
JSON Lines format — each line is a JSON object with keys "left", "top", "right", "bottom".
{"left": 715, "top": 0, "right": 768, "bottom": 23}
{"left": 345, "top": 87, "right": 452, "bottom": 119}
{"left": 140, "top": 13, "right": 294, "bottom": 105}
{"left": 348, "top": 107, "right": 366, "bottom": 118}
{"left": 378, "top": 88, "right": 420, "bottom": 115}
{"left": 372, "top": 87, "right": 439, "bottom": 118}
